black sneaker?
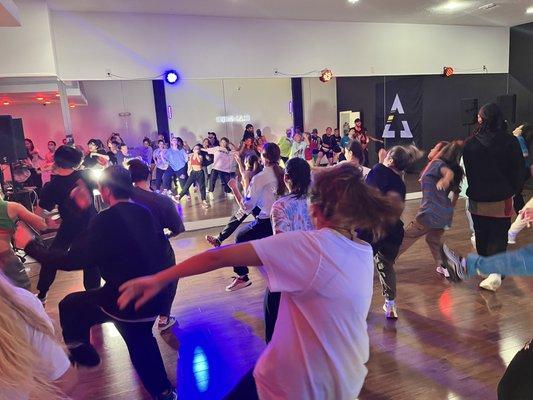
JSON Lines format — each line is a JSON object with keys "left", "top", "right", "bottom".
{"left": 36, "top": 292, "right": 47, "bottom": 307}
{"left": 69, "top": 343, "right": 101, "bottom": 367}
{"left": 442, "top": 244, "right": 468, "bottom": 282}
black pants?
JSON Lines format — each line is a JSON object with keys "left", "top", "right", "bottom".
{"left": 202, "top": 166, "right": 210, "bottom": 188}
{"left": 179, "top": 170, "right": 206, "bottom": 201}
{"left": 162, "top": 165, "right": 188, "bottom": 194}
{"left": 374, "top": 240, "right": 401, "bottom": 301}
{"left": 264, "top": 289, "right": 281, "bottom": 343}
{"left": 154, "top": 167, "right": 166, "bottom": 191}
{"left": 209, "top": 169, "right": 231, "bottom": 193}
{"left": 234, "top": 218, "right": 273, "bottom": 277}
{"left": 498, "top": 341, "right": 533, "bottom": 399}
{"left": 471, "top": 214, "right": 511, "bottom": 257}
{"left": 59, "top": 290, "right": 172, "bottom": 398}
{"left": 218, "top": 206, "right": 261, "bottom": 243}
{"left": 513, "top": 169, "right": 531, "bottom": 214}
{"left": 37, "top": 224, "right": 101, "bottom": 296}
{"left": 224, "top": 369, "right": 259, "bottom": 400}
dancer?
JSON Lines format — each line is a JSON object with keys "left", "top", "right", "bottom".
{"left": 288, "top": 130, "right": 307, "bottom": 159}
{"left": 153, "top": 139, "right": 169, "bottom": 191}
{"left": 462, "top": 103, "right": 524, "bottom": 291}
{"left": 0, "top": 192, "right": 47, "bottom": 289}
{"left": 512, "top": 123, "right": 532, "bottom": 213}
{"left": 17, "top": 166, "right": 177, "bottom": 400}
{"left": 343, "top": 139, "right": 371, "bottom": 178}
{"left": 23, "top": 138, "right": 44, "bottom": 194}
{"left": 140, "top": 137, "right": 154, "bottom": 165}
{"left": 225, "top": 143, "right": 285, "bottom": 292}
{"left": 82, "top": 139, "right": 109, "bottom": 169}
{"left": 162, "top": 137, "right": 189, "bottom": 196}
{"left": 242, "top": 123, "right": 255, "bottom": 142}
{"left": 398, "top": 140, "right": 464, "bottom": 277}
{"left": 36, "top": 145, "right": 101, "bottom": 304}
{"left": 118, "top": 163, "right": 401, "bottom": 400}
{"left": 207, "top": 131, "right": 220, "bottom": 147}
{"left": 42, "top": 140, "right": 57, "bottom": 182}
{"left": 0, "top": 273, "right": 76, "bottom": 400}
{"left": 277, "top": 129, "right": 292, "bottom": 164}
{"left": 316, "top": 127, "right": 335, "bottom": 166}
{"left": 205, "top": 153, "right": 262, "bottom": 248}
{"left": 106, "top": 139, "right": 121, "bottom": 165}
{"left": 200, "top": 138, "right": 214, "bottom": 188}
{"left": 265, "top": 157, "right": 313, "bottom": 343}
{"left": 359, "top": 145, "right": 424, "bottom": 319}
{"left": 176, "top": 144, "right": 209, "bottom": 208}
{"left": 206, "top": 137, "right": 237, "bottom": 197}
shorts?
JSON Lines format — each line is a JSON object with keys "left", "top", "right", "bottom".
{"left": 319, "top": 148, "right": 334, "bottom": 159}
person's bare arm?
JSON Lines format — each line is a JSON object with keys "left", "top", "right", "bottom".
{"left": 10, "top": 202, "right": 48, "bottom": 231}
{"left": 118, "top": 243, "right": 261, "bottom": 310}
{"left": 437, "top": 166, "right": 454, "bottom": 191}
{"left": 53, "top": 365, "right": 78, "bottom": 395}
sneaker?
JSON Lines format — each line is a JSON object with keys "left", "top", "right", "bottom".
{"left": 208, "top": 192, "right": 215, "bottom": 200}
{"left": 225, "top": 276, "right": 252, "bottom": 292}
{"left": 383, "top": 300, "right": 398, "bottom": 319}
{"left": 36, "top": 292, "right": 47, "bottom": 307}
{"left": 442, "top": 244, "right": 468, "bottom": 282}
{"left": 69, "top": 343, "right": 101, "bottom": 367}
{"left": 157, "top": 316, "right": 178, "bottom": 332}
{"left": 205, "top": 235, "right": 221, "bottom": 247}
{"left": 436, "top": 265, "right": 450, "bottom": 278}
{"left": 470, "top": 234, "right": 476, "bottom": 249}
{"left": 508, "top": 232, "right": 517, "bottom": 244}
{"left": 201, "top": 200, "right": 210, "bottom": 209}
{"left": 479, "top": 273, "right": 502, "bottom": 292}
{"left": 156, "top": 389, "right": 177, "bottom": 400}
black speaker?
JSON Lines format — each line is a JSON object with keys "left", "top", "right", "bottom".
{"left": 460, "top": 98, "right": 478, "bottom": 126}
{"left": 11, "top": 118, "right": 27, "bottom": 159}
{"left": 0, "top": 115, "right": 16, "bottom": 163}
{"left": 497, "top": 94, "right": 517, "bottom": 124}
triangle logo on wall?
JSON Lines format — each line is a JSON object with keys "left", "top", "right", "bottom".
{"left": 382, "top": 94, "right": 413, "bottom": 139}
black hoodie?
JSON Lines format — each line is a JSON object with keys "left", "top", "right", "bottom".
{"left": 463, "top": 130, "right": 524, "bottom": 202}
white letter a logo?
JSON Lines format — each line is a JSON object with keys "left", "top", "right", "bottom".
{"left": 382, "top": 94, "right": 413, "bottom": 139}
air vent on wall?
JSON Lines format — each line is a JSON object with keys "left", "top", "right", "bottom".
{"left": 478, "top": 3, "right": 499, "bottom": 11}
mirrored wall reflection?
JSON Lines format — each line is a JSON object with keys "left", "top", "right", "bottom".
{"left": 66, "top": 78, "right": 294, "bottom": 224}
{"left": 0, "top": 76, "right": 63, "bottom": 196}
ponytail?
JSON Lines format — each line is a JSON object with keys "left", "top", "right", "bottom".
{"left": 388, "top": 144, "right": 424, "bottom": 171}
{"left": 262, "top": 143, "right": 286, "bottom": 196}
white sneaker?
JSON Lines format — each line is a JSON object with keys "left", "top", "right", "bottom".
{"left": 208, "top": 192, "right": 215, "bottom": 200}
{"left": 470, "top": 235, "right": 476, "bottom": 249}
{"left": 201, "top": 200, "right": 210, "bottom": 209}
{"left": 479, "top": 273, "right": 502, "bottom": 292}
{"left": 508, "top": 232, "right": 517, "bottom": 244}
{"left": 436, "top": 265, "right": 450, "bottom": 278}
{"left": 383, "top": 300, "right": 398, "bottom": 319}
{"left": 225, "top": 276, "right": 252, "bottom": 292}
{"left": 157, "top": 316, "right": 178, "bottom": 332}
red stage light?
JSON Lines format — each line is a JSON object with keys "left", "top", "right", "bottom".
{"left": 443, "top": 66, "right": 454, "bottom": 77}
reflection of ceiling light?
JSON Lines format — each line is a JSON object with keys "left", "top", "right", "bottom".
{"left": 36, "top": 97, "right": 44, "bottom": 101}
{"left": 527, "top": 7, "right": 533, "bottom": 14}
{"left": 478, "top": 3, "right": 499, "bottom": 11}
{"left": 69, "top": 104, "right": 75, "bottom": 109}
{"left": 45, "top": 101, "right": 51, "bottom": 104}
{"left": 347, "top": 0, "right": 359, "bottom": 4}
{"left": 55, "top": 93, "right": 60, "bottom": 97}
{"left": 433, "top": 1, "right": 471, "bottom": 12}
{"left": 3, "top": 101, "right": 10, "bottom": 105}
{"left": 319, "top": 69, "right": 333, "bottom": 83}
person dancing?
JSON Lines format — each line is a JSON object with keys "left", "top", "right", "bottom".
{"left": 176, "top": 144, "right": 209, "bottom": 208}
{"left": 118, "top": 163, "right": 401, "bottom": 400}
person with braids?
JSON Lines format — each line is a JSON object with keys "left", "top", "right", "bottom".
{"left": 398, "top": 140, "right": 464, "bottom": 277}
{"left": 265, "top": 157, "right": 313, "bottom": 343}
{"left": 358, "top": 145, "right": 424, "bottom": 319}
{"left": 0, "top": 273, "right": 77, "bottom": 399}
{"left": 224, "top": 143, "right": 286, "bottom": 292}
{"left": 118, "top": 163, "right": 401, "bottom": 400}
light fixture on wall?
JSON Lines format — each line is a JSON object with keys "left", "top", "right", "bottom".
{"left": 319, "top": 69, "right": 333, "bottom": 83}
{"left": 527, "top": 6, "right": 533, "bottom": 13}
{"left": 442, "top": 66, "right": 454, "bottom": 77}
{"left": 36, "top": 96, "right": 44, "bottom": 101}
{"left": 164, "top": 70, "right": 180, "bottom": 85}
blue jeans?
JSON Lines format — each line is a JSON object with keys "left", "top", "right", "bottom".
{"left": 467, "top": 245, "right": 533, "bottom": 277}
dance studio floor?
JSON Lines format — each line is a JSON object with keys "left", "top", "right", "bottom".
{"left": 27, "top": 196, "right": 533, "bottom": 400}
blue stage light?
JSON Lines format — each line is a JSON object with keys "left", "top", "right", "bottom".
{"left": 164, "top": 70, "right": 179, "bottom": 84}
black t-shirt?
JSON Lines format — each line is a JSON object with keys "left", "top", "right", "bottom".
{"left": 107, "top": 151, "right": 118, "bottom": 165}
{"left": 242, "top": 131, "right": 255, "bottom": 142}
{"left": 200, "top": 148, "right": 214, "bottom": 167}
{"left": 82, "top": 150, "right": 107, "bottom": 169}
{"left": 359, "top": 163, "right": 406, "bottom": 246}
{"left": 88, "top": 202, "right": 168, "bottom": 319}
{"left": 39, "top": 170, "right": 97, "bottom": 228}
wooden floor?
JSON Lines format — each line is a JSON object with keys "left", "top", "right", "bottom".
{"left": 27, "top": 196, "right": 533, "bottom": 400}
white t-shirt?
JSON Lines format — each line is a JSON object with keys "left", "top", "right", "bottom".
{"left": 251, "top": 229, "right": 374, "bottom": 400}
{"left": 0, "top": 287, "right": 71, "bottom": 400}
{"left": 242, "top": 166, "right": 279, "bottom": 219}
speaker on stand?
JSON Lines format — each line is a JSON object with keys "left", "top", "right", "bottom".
{"left": 460, "top": 98, "right": 478, "bottom": 138}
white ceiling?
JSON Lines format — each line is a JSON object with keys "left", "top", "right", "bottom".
{"left": 44, "top": 0, "right": 533, "bottom": 27}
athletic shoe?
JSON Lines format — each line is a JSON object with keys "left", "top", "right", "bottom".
{"left": 208, "top": 192, "right": 215, "bottom": 200}
{"left": 205, "top": 235, "right": 221, "bottom": 247}
{"left": 157, "top": 316, "right": 178, "bottom": 332}
{"left": 442, "top": 244, "right": 468, "bottom": 282}
{"left": 383, "top": 300, "right": 398, "bottom": 319}
{"left": 225, "top": 276, "right": 252, "bottom": 292}
{"left": 508, "top": 232, "right": 517, "bottom": 244}
{"left": 479, "top": 273, "right": 502, "bottom": 292}
{"left": 69, "top": 343, "right": 101, "bottom": 367}
{"left": 435, "top": 265, "right": 450, "bottom": 278}
{"left": 201, "top": 200, "right": 210, "bottom": 209}
{"left": 156, "top": 389, "right": 178, "bottom": 400}
{"left": 470, "top": 234, "right": 476, "bottom": 249}
{"left": 225, "top": 192, "right": 234, "bottom": 199}
{"left": 36, "top": 292, "right": 47, "bottom": 307}
{"left": 185, "top": 195, "right": 191, "bottom": 201}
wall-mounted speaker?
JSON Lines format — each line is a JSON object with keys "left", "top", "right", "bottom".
{"left": 0, "top": 115, "right": 16, "bottom": 164}
{"left": 497, "top": 94, "right": 517, "bottom": 124}
{"left": 460, "top": 98, "right": 478, "bottom": 126}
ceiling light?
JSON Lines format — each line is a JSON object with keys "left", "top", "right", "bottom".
{"left": 347, "top": 0, "right": 359, "bottom": 4}
{"left": 36, "top": 97, "right": 44, "bottom": 101}
{"left": 164, "top": 70, "right": 180, "bottom": 85}
{"left": 433, "top": 1, "right": 472, "bottom": 12}
{"left": 527, "top": 7, "right": 533, "bottom": 14}
{"left": 3, "top": 101, "right": 10, "bottom": 105}
{"left": 319, "top": 69, "right": 333, "bottom": 83}
{"left": 478, "top": 3, "right": 499, "bottom": 11}
{"left": 55, "top": 93, "right": 60, "bottom": 97}
{"left": 69, "top": 104, "right": 76, "bottom": 109}
{"left": 44, "top": 101, "right": 51, "bottom": 104}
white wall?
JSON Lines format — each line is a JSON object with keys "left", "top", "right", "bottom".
{"left": 166, "top": 78, "right": 293, "bottom": 145}
{"left": 50, "top": 11, "right": 510, "bottom": 81}
{"left": 0, "top": 0, "right": 55, "bottom": 77}
{"left": 302, "top": 77, "right": 337, "bottom": 133}
{"left": 70, "top": 80, "right": 157, "bottom": 147}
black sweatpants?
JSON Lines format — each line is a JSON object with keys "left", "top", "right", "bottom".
{"left": 217, "top": 206, "right": 261, "bottom": 243}
{"left": 59, "top": 290, "right": 172, "bottom": 398}
{"left": 264, "top": 289, "right": 281, "bottom": 343}
{"left": 374, "top": 240, "right": 401, "bottom": 301}
{"left": 162, "top": 165, "right": 189, "bottom": 195}
{"left": 234, "top": 218, "right": 273, "bottom": 277}
{"left": 179, "top": 169, "right": 206, "bottom": 201}
{"left": 471, "top": 214, "right": 511, "bottom": 257}
{"left": 209, "top": 169, "right": 232, "bottom": 193}
{"left": 498, "top": 341, "right": 533, "bottom": 399}
{"left": 224, "top": 369, "right": 259, "bottom": 400}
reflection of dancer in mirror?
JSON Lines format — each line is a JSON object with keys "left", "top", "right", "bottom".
{"left": 176, "top": 144, "right": 209, "bottom": 208}
{"left": 205, "top": 137, "right": 237, "bottom": 198}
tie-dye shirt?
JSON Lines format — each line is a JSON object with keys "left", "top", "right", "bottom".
{"left": 271, "top": 195, "right": 314, "bottom": 234}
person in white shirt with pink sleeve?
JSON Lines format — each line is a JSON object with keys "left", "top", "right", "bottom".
{"left": 118, "top": 162, "right": 402, "bottom": 400}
